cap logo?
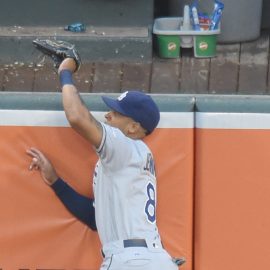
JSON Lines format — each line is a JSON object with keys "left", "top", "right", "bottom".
{"left": 118, "top": 91, "right": 128, "bottom": 101}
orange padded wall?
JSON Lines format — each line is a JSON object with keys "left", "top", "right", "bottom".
{"left": 0, "top": 111, "right": 194, "bottom": 270}
{"left": 194, "top": 113, "right": 270, "bottom": 270}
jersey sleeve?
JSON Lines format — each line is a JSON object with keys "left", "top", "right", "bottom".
{"left": 95, "top": 123, "right": 133, "bottom": 171}
{"left": 51, "top": 178, "right": 97, "bottom": 231}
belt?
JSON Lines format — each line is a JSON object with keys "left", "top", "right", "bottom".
{"left": 101, "top": 239, "right": 147, "bottom": 258}
{"left": 123, "top": 239, "right": 148, "bottom": 248}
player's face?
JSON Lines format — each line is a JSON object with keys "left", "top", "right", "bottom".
{"left": 104, "top": 111, "right": 134, "bottom": 133}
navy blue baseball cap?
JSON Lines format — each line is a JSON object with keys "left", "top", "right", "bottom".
{"left": 102, "top": 91, "right": 160, "bottom": 134}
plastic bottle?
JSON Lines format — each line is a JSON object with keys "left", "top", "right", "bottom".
{"left": 64, "top": 23, "right": 86, "bottom": 32}
{"left": 191, "top": 6, "right": 201, "bottom": 31}
{"left": 210, "top": 1, "right": 224, "bottom": 30}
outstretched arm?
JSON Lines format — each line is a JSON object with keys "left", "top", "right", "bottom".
{"left": 26, "top": 147, "right": 97, "bottom": 230}
{"left": 51, "top": 178, "right": 97, "bottom": 230}
{"left": 58, "top": 58, "right": 103, "bottom": 148}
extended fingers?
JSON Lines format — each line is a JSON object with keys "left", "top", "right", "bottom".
{"left": 26, "top": 147, "right": 44, "bottom": 170}
{"left": 26, "top": 148, "right": 39, "bottom": 158}
{"left": 29, "top": 157, "right": 40, "bottom": 170}
{"left": 27, "top": 147, "right": 41, "bottom": 156}
{"left": 27, "top": 147, "right": 47, "bottom": 161}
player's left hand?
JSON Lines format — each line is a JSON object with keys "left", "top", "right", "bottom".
{"left": 26, "top": 147, "right": 58, "bottom": 185}
{"left": 58, "top": 58, "right": 77, "bottom": 74}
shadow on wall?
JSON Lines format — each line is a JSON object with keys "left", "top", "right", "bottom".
{"left": 262, "top": 0, "right": 270, "bottom": 29}
{"left": 154, "top": 0, "right": 170, "bottom": 17}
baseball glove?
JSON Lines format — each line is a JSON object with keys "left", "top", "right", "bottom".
{"left": 32, "top": 39, "right": 81, "bottom": 71}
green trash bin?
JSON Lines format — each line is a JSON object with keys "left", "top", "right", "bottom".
{"left": 156, "top": 34, "right": 180, "bottom": 58}
{"left": 153, "top": 17, "right": 220, "bottom": 58}
{"left": 193, "top": 29, "right": 220, "bottom": 58}
{"left": 153, "top": 17, "right": 182, "bottom": 58}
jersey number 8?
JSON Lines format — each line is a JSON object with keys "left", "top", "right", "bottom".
{"left": 144, "top": 182, "right": 156, "bottom": 224}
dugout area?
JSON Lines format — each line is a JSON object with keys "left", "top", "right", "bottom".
{"left": 0, "top": 0, "right": 153, "bottom": 63}
{"left": 1, "top": 93, "right": 270, "bottom": 270}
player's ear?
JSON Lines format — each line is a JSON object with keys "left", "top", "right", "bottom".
{"left": 128, "top": 122, "right": 147, "bottom": 137}
{"left": 126, "top": 121, "right": 139, "bottom": 134}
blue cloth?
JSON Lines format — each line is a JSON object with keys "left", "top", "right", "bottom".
{"left": 51, "top": 178, "right": 97, "bottom": 231}
{"left": 59, "top": 69, "right": 74, "bottom": 87}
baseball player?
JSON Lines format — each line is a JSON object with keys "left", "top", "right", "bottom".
{"left": 27, "top": 51, "right": 183, "bottom": 269}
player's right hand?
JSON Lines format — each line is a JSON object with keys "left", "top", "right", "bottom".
{"left": 26, "top": 147, "right": 58, "bottom": 185}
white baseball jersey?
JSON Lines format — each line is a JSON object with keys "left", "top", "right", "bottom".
{"left": 93, "top": 122, "right": 160, "bottom": 245}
